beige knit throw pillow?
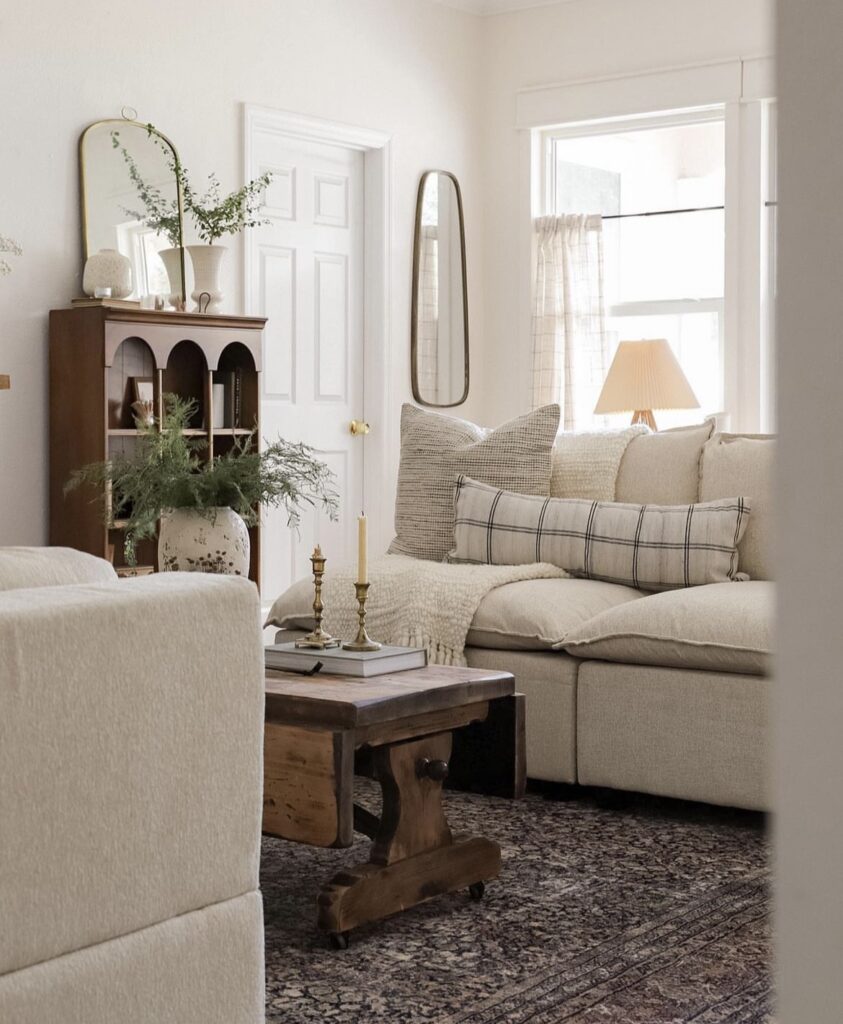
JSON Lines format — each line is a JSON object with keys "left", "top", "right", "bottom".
{"left": 388, "top": 403, "right": 560, "bottom": 561}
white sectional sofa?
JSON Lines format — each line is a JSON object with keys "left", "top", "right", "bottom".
{"left": 0, "top": 550, "right": 266, "bottom": 1024}
{"left": 465, "top": 427, "right": 774, "bottom": 811}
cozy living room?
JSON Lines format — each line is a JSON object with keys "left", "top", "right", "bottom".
{"left": 1, "top": 0, "right": 841, "bottom": 1021}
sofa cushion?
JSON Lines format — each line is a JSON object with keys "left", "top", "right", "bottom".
{"left": 700, "top": 433, "right": 775, "bottom": 580}
{"left": 449, "top": 476, "right": 751, "bottom": 591}
{"left": 267, "top": 573, "right": 645, "bottom": 651}
{"left": 615, "top": 419, "right": 715, "bottom": 505}
{"left": 551, "top": 425, "right": 648, "bottom": 500}
{"left": 388, "top": 402, "right": 560, "bottom": 561}
{"left": 563, "top": 581, "right": 772, "bottom": 675}
{"left": 467, "top": 577, "right": 647, "bottom": 650}
{"left": 0, "top": 547, "right": 117, "bottom": 592}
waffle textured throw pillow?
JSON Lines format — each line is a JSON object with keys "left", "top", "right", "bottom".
{"left": 388, "top": 403, "right": 560, "bottom": 562}
{"left": 448, "top": 476, "right": 751, "bottom": 590}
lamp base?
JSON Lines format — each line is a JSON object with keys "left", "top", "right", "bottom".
{"left": 631, "top": 409, "right": 658, "bottom": 431}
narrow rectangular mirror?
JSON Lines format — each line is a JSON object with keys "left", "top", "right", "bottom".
{"left": 411, "top": 170, "right": 469, "bottom": 407}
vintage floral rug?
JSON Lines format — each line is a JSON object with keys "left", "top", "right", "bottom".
{"left": 262, "top": 783, "right": 771, "bottom": 1023}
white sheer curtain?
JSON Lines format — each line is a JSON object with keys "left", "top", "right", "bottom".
{"left": 531, "top": 214, "right": 609, "bottom": 430}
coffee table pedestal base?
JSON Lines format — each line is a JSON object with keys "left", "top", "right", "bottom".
{"left": 317, "top": 730, "right": 501, "bottom": 945}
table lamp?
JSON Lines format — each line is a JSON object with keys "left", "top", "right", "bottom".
{"left": 594, "top": 338, "right": 699, "bottom": 431}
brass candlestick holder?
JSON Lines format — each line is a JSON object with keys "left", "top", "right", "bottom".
{"left": 295, "top": 546, "right": 340, "bottom": 650}
{"left": 342, "top": 582, "right": 382, "bottom": 652}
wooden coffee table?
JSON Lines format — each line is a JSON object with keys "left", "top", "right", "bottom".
{"left": 263, "top": 664, "right": 524, "bottom": 947}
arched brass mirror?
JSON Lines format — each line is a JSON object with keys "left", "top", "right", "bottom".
{"left": 79, "top": 116, "right": 186, "bottom": 304}
{"left": 411, "top": 170, "right": 469, "bottom": 407}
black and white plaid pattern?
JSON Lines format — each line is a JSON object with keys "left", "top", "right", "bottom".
{"left": 448, "top": 476, "right": 751, "bottom": 591}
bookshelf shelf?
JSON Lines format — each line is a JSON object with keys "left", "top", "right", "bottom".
{"left": 50, "top": 307, "right": 265, "bottom": 582}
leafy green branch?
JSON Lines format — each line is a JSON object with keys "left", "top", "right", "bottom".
{"left": 66, "top": 394, "right": 338, "bottom": 564}
{"left": 0, "top": 235, "right": 22, "bottom": 277}
{"left": 111, "top": 130, "right": 182, "bottom": 248}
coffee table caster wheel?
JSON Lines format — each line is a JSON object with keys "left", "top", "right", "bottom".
{"left": 468, "top": 881, "right": 485, "bottom": 900}
{"left": 329, "top": 931, "right": 350, "bottom": 950}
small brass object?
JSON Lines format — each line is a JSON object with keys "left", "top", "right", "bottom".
{"left": 342, "top": 582, "right": 382, "bottom": 652}
{"left": 295, "top": 546, "right": 340, "bottom": 650}
{"left": 349, "top": 419, "right": 371, "bottom": 436}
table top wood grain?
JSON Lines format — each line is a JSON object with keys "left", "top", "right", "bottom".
{"left": 265, "top": 664, "right": 515, "bottom": 730}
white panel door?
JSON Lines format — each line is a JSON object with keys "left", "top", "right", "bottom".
{"left": 250, "top": 133, "right": 365, "bottom": 601}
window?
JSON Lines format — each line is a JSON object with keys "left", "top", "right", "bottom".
{"left": 543, "top": 111, "right": 726, "bottom": 428}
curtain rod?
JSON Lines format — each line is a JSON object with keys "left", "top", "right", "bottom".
{"left": 602, "top": 204, "right": 722, "bottom": 221}
{"left": 601, "top": 201, "right": 777, "bottom": 221}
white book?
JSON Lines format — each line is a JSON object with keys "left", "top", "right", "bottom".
{"left": 265, "top": 642, "right": 428, "bottom": 678}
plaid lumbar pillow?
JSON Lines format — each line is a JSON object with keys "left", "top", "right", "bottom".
{"left": 448, "top": 475, "right": 751, "bottom": 590}
{"left": 388, "top": 403, "right": 560, "bottom": 562}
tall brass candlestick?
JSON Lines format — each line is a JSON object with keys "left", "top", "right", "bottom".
{"left": 295, "top": 546, "right": 340, "bottom": 650}
{"left": 342, "top": 582, "right": 382, "bottom": 652}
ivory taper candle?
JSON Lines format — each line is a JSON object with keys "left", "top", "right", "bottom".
{"left": 357, "top": 513, "right": 368, "bottom": 584}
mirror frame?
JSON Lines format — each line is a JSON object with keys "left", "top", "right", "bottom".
{"left": 78, "top": 117, "right": 187, "bottom": 304}
{"left": 410, "top": 170, "right": 469, "bottom": 408}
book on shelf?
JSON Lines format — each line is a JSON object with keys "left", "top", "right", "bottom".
{"left": 234, "top": 368, "right": 242, "bottom": 428}
{"left": 265, "top": 642, "right": 427, "bottom": 678}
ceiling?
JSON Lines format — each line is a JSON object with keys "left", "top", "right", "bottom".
{"left": 431, "top": 0, "right": 577, "bottom": 15}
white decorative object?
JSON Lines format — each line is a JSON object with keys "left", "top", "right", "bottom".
{"left": 159, "top": 507, "right": 250, "bottom": 576}
{"left": 212, "top": 384, "right": 226, "bottom": 429}
{"left": 82, "top": 248, "right": 133, "bottom": 299}
{"left": 188, "top": 244, "right": 226, "bottom": 313}
{"left": 158, "top": 246, "right": 185, "bottom": 308}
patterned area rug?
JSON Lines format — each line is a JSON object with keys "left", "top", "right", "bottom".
{"left": 262, "top": 783, "right": 771, "bottom": 1023}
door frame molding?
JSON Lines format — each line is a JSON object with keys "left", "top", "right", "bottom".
{"left": 243, "top": 104, "right": 394, "bottom": 564}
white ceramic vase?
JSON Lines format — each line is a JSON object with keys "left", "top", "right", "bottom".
{"left": 83, "top": 248, "right": 133, "bottom": 299}
{"left": 188, "top": 244, "right": 226, "bottom": 313}
{"left": 158, "top": 507, "right": 250, "bottom": 576}
{"left": 158, "top": 246, "right": 185, "bottom": 308}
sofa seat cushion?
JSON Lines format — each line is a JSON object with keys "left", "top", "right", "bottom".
{"left": 467, "top": 577, "right": 647, "bottom": 650}
{"left": 563, "top": 581, "right": 772, "bottom": 675}
{"left": 0, "top": 547, "right": 117, "bottom": 592}
{"left": 269, "top": 574, "right": 647, "bottom": 652}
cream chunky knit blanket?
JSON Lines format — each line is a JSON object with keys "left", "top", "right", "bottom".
{"left": 267, "top": 554, "right": 569, "bottom": 667}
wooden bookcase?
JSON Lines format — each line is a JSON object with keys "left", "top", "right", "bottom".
{"left": 49, "top": 306, "right": 266, "bottom": 584}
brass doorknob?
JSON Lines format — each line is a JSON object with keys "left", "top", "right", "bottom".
{"left": 349, "top": 420, "right": 371, "bottom": 436}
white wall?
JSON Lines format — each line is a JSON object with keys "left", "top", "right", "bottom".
{"left": 0, "top": 0, "right": 485, "bottom": 545}
{"left": 776, "top": 0, "right": 843, "bottom": 1019}
{"left": 479, "top": 0, "right": 774, "bottom": 423}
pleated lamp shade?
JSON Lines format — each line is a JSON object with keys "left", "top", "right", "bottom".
{"left": 594, "top": 339, "right": 700, "bottom": 431}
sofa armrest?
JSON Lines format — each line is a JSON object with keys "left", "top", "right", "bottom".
{"left": 0, "top": 573, "right": 264, "bottom": 977}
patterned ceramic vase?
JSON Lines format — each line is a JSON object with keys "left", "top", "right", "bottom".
{"left": 158, "top": 507, "right": 250, "bottom": 576}
{"left": 188, "top": 244, "right": 226, "bottom": 313}
{"left": 82, "top": 248, "right": 133, "bottom": 298}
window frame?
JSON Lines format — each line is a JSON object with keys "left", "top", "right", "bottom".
{"left": 535, "top": 100, "right": 776, "bottom": 432}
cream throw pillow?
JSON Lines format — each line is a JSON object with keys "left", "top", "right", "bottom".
{"left": 700, "top": 433, "right": 775, "bottom": 581}
{"left": 615, "top": 419, "right": 715, "bottom": 505}
{"left": 449, "top": 476, "right": 751, "bottom": 591}
{"left": 388, "top": 403, "right": 560, "bottom": 561}
{"left": 551, "top": 425, "right": 649, "bottom": 500}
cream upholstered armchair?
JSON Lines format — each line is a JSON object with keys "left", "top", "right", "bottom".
{"left": 0, "top": 549, "right": 266, "bottom": 1024}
